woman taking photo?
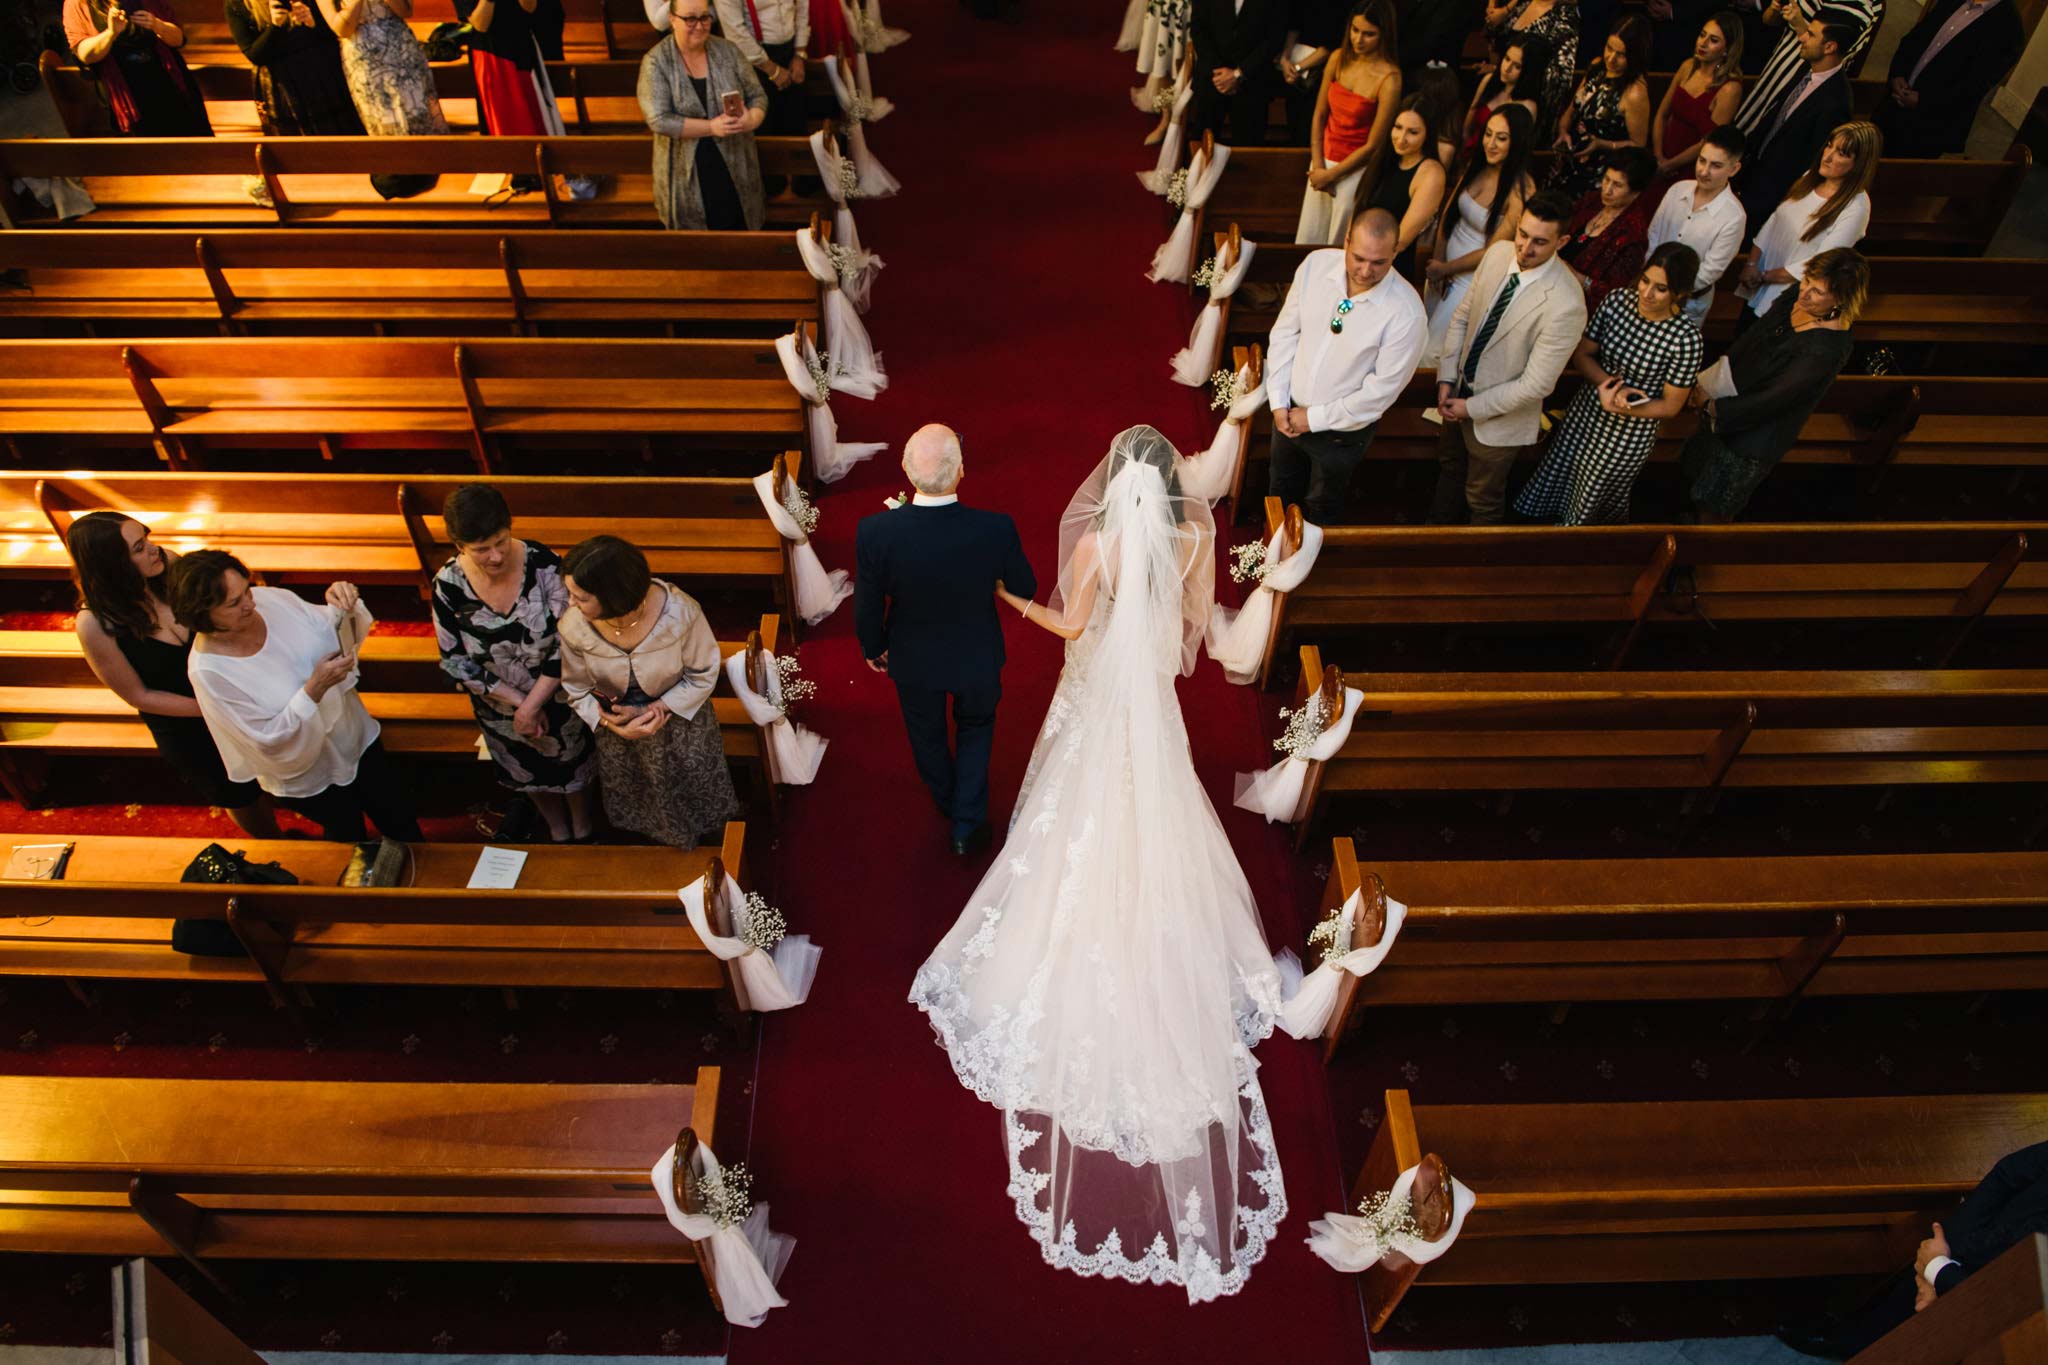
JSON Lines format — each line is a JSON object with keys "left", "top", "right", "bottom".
{"left": 1422, "top": 103, "right": 1536, "bottom": 364}
{"left": 1367, "top": 95, "right": 1448, "bottom": 282}
{"left": 1547, "top": 15, "right": 1650, "bottom": 199}
{"left": 1514, "top": 241, "right": 1705, "bottom": 525}
{"left": 1682, "top": 247, "right": 1865, "bottom": 521}
{"left": 557, "top": 536, "right": 738, "bottom": 850}
{"left": 1459, "top": 32, "right": 1546, "bottom": 163}
{"left": 225, "top": 0, "right": 365, "bottom": 138}
{"left": 66, "top": 515, "right": 280, "bottom": 837}
{"left": 639, "top": 0, "right": 770, "bottom": 231}
{"left": 1734, "top": 120, "right": 1877, "bottom": 333}
{"left": 65, "top": 0, "right": 212, "bottom": 135}
{"left": 431, "top": 485, "right": 597, "bottom": 843}
{"left": 172, "top": 552, "right": 423, "bottom": 843}
{"left": 1557, "top": 145, "right": 1658, "bottom": 310}
{"left": 1650, "top": 11, "right": 1742, "bottom": 187}
{"left": 1295, "top": 0, "right": 1402, "bottom": 246}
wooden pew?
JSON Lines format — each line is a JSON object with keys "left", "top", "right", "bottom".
{"left": 0, "top": 1068, "right": 726, "bottom": 1295}
{"left": 0, "top": 135, "right": 836, "bottom": 231}
{"left": 41, "top": 52, "right": 842, "bottom": 136}
{"left": 1225, "top": 242, "right": 2048, "bottom": 350}
{"left": 1350, "top": 1087, "right": 2048, "bottom": 1332}
{"left": 0, "top": 226, "right": 824, "bottom": 339}
{"left": 1258, "top": 503, "right": 2047, "bottom": 679}
{"left": 0, "top": 336, "right": 808, "bottom": 474}
{"left": 1850, "top": 1235, "right": 2048, "bottom": 1364}
{"left": 1307, "top": 837, "right": 2048, "bottom": 1062}
{"left": 1285, "top": 649, "right": 2048, "bottom": 838}
{"left": 1180, "top": 140, "right": 2032, "bottom": 259}
{"left": 0, "top": 828, "right": 752, "bottom": 1001}
{"left": 0, "top": 615, "right": 782, "bottom": 809}
{"left": 0, "top": 466, "right": 798, "bottom": 613}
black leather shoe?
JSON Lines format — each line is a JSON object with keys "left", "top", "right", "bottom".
{"left": 1774, "top": 1327, "right": 1849, "bottom": 1360}
{"left": 950, "top": 823, "right": 992, "bottom": 856}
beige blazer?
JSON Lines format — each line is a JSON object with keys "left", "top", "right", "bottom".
{"left": 1435, "top": 241, "right": 1587, "bottom": 449}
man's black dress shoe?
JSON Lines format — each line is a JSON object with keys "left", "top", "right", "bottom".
{"left": 1775, "top": 1326, "right": 1849, "bottom": 1360}
{"left": 951, "top": 823, "right": 992, "bottom": 856}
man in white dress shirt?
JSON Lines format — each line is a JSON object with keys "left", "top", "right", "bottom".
{"left": 1427, "top": 190, "right": 1586, "bottom": 525}
{"left": 1647, "top": 124, "right": 1748, "bottom": 325}
{"left": 1266, "top": 209, "right": 1427, "bottom": 523}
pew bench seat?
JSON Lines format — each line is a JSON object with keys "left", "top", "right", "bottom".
{"left": 1351, "top": 1088, "right": 2048, "bottom": 1330}
{"left": 0, "top": 1069, "right": 724, "bottom": 1279}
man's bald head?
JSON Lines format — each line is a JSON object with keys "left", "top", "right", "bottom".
{"left": 1343, "top": 209, "right": 1399, "bottom": 296}
{"left": 903, "top": 423, "right": 964, "bottom": 495}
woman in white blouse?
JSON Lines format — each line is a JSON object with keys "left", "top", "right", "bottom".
{"left": 1734, "top": 119, "right": 1877, "bottom": 333}
{"left": 170, "top": 549, "right": 422, "bottom": 843}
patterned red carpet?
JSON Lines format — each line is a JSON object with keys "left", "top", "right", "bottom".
{"left": 3, "top": 0, "right": 2045, "bottom": 1356}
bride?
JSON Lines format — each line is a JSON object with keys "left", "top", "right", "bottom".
{"left": 908, "top": 425, "right": 1287, "bottom": 1304}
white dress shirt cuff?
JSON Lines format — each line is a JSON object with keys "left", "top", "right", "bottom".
{"left": 1923, "top": 1255, "right": 1958, "bottom": 1286}
{"left": 1305, "top": 401, "right": 1333, "bottom": 432}
{"left": 287, "top": 688, "right": 321, "bottom": 722}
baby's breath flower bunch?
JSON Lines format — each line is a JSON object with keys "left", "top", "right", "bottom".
{"left": 1165, "top": 167, "right": 1189, "bottom": 208}
{"left": 826, "top": 242, "right": 868, "bottom": 288}
{"left": 1306, "top": 904, "right": 1349, "bottom": 965}
{"left": 1227, "top": 539, "right": 1269, "bottom": 584}
{"left": 780, "top": 482, "right": 821, "bottom": 536}
{"left": 737, "top": 891, "right": 787, "bottom": 953}
{"left": 1347, "top": 1188, "right": 1422, "bottom": 1261}
{"left": 835, "top": 155, "right": 861, "bottom": 201}
{"left": 842, "top": 90, "right": 874, "bottom": 123}
{"left": 804, "top": 349, "right": 835, "bottom": 403}
{"left": 1209, "top": 367, "right": 1247, "bottom": 410}
{"left": 1273, "top": 691, "right": 1327, "bottom": 759}
{"left": 773, "top": 654, "right": 816, "bottom": 712}
{"left": 698, "top": 1162, "right": 755, "bottom": 1230}
{"left": 1191, "top": 255, "right": 1218, "bottom": 289}
{"left": 1151, "top": 84, "right": 1178, "bottom": 113}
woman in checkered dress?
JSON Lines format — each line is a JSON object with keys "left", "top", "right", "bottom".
{"left": 1514, "top": 241, "right": 1703, "bottom": 525}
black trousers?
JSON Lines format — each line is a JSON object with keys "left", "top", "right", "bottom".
{"left": 756, "top": 41, "right": 816, "bottom": 194}
{"left": 894, "top": 680, "right": 1000, "bottom": 840}
{"left": 1267, "top": 420, "right": 1378, "bottom": 524}
{"left": 280, "top": 739, "right": 424, "bottom": 843}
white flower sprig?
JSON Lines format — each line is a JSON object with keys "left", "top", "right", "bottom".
{"left": 842, "top": 90, "right": 874, "bottom": 123}
{"left": 834, "top": 155, "right": 861, "bottom": 201}
{"left": 1151, "top": 84, "right": 1178, "bottom": 113}
{"left": 737, "top": 891, "right": 787, "bottom": 953}
{"left": 1191, "top": 255, "right": 1218, "bottom": 289}
{"left": 694, "top": 1161, "right": 755, "bottom": 1230}
{"left": 1273, "top": 691, "right": 1328, "bottom": 759}
{"left": 803, "top": 348, "right": 835, "bottom": 403}
{"left": 780, "top": 480, "right": 821, "bottom": 536}
{"left": 1306, "top": 904, "right": 1350, "bottom": 965}
{"left": 1209, "top": 367, "right": 1248, "bottom": 410}
{"left": 1227, "top": 539, "right": 1269, "bottom": 584}
{"left": 826, "top": 241, "right": 869, "bottom": 289}
{"left": 1165, "top": 167, "right": 1189, "bottom": 208}
{"left": 772, "top": 654, "right": 816, "bottom": 714}
{"left": 1344, "top": 1188, "right": 1423, "bottom": 1262}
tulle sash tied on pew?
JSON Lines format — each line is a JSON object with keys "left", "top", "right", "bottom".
{"left": 651, "top": 1137, "right": 795, "bottom": 1327}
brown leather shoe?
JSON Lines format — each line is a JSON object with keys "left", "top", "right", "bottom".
{"left": 1411, "top": 1152, "right": 1453, "bottom": 1242}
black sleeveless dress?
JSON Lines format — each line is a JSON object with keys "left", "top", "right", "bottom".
{"left": 1370, "top": 157, "right": 1424, "bottom": 283}
{"left": 112, "top": 629, "right": 263, "bottom": 808}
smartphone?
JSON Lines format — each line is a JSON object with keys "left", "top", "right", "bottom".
{"left": 720, "top": 89, "right": 746, "bottom": 120}
{"left": 1623, "top": 390, "right": 1652, "bottom": 408}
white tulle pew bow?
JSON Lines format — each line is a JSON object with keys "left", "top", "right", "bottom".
{"left": 651, "top": 1134, "right": 795, "bottom": 1327}
{"left": 822, "top": 56, "right": 899, "bottom": 197}
{"left": 806, "top": 130, "right": 884, "bottom": 312}
{"left": 1205, "top": 509, "right": 1323, "bottom": 685}
{"left": 723, "top": 642, "right": 828, "bottom": 787}
{"left": 794, "top": 223, "right": 887, "bottom": 400}
{"left": 1171, "top": 231, "right": 1256, "bottom": 385}
{"left": 1308, "top": 1161, "right": 1475, "bottom": 1272}
{"left": 1275, "top": 871, "right": 1405, "bottom": 1041}
{"left": 1180, "top": 346, "right": 1266, "bottom": 505}
{"left": 678, "top": 865, "right": 820, "bottom": 1011}
{"left": 1146, "top": 138, "right": 1228, "bottom": 280}
{"left": 775, "top": 327, "right": 885, "bottom": 484}
{"left": 751, "top": 462, "right": 854, "bottom": 624}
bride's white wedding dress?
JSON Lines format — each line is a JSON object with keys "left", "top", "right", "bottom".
{"left": 908, "top": 427, "right": 1287, "bottom": 1304}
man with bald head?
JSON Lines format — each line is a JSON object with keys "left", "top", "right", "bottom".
{"left": 855, "top": 425, "right": 1037, "bottom": 857}
{"left": 1266, "top": 208, "right": 1427, "bottom": 524}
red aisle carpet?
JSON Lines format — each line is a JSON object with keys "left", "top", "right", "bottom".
{"left": 726, "top": 0, "right": 1368, "bottom": 1357}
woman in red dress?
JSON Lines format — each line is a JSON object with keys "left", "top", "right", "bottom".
{"left": 1650, "top": 11, "right": 1743, "bottom": 190}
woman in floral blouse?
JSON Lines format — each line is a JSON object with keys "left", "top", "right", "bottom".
{"left": 431, "top": 484, "right": 597, "bottom": 841}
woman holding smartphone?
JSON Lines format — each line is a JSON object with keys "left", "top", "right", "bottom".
{"left": 637, "top": 0, "right": 769, "bottom": 230}
{"left": 557, "top": 536, "right": 737, "bottom": 850}
{"left": 170, "top": 550, "right": 423, "bottom": 843}
{"left": 1514, "top": 241, "right": 1703, "bottom": 525}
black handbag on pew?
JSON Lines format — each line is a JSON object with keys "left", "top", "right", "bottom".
{"left": 171, "top": 844, "right": 299, "bottom": 957}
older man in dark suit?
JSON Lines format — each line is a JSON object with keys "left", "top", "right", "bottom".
{"left": 1876, "top": 0, "right": 2021, "bottom": 156}
{"left": 1190, "top": 0, "right": 1289, "bottom": 145}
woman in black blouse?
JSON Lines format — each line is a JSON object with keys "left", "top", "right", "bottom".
{"left": 1680, "top": 246, "right": 1866, "bottom": 522}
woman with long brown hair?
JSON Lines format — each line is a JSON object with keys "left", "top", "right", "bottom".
{"left": 225, "top": 0, "right": 363, "bottom": 136}
{"left": 65, "top": 0, "right": 212, "bottom": 135}
{"left": 65, "top": 513, "right": 279, "bottom": 836}
{"left": 1295, "top": 0, "right": 1403, "bottom": 245}
{"left": 1734, "top": 119, "right": 1878, "bottom": 332}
